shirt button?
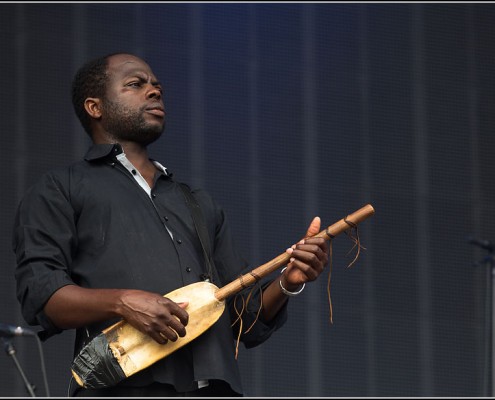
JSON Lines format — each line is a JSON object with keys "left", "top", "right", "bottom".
{"left": 131, "top": 169, "right": 137, "bottom": 175}
{"left": 186, "top": 267, "right": 191, "bottom": 273}
{"left": 151, "top": 193, "right": 156, "bottom": 198}
{"left": 177, "top": 239, "right": 182, "bottom": 244}
{"left": 164, "top": 216, "right": 169, "bottom": 221}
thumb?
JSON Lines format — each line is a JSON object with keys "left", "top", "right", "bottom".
{"left": 177, "top": 301, "right": 189, "bottom": 309}
{"left": 305, "top": 216, "right": 321, "bottom": 238}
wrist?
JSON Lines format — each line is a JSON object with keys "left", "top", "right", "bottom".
{"left": 279, "top": 267, "right": 306, "bottom": 296}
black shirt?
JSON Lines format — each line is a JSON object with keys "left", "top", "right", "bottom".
{"left": 12, "top": 143, "right": 287, "bottom": 395}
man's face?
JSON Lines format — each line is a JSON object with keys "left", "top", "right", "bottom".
{"left": 100, "top": 54, "right": 166, "bottom": 146}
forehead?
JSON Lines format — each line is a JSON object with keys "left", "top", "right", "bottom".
{"left": 107, "top": 54, "right": 156, "bottom": 78}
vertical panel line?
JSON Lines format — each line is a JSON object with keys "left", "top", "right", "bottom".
{"left": 466, "top": 5, "right": 486, "bottom": 397}
{"left": 303, "top": 5, "right": 321, "bottom": 396}
{"left": 189, "top": 5, "right": 204, "bottom": 187}
{"left": 412, "top": 4, "right": 433, "bottom": 395}
{"left": 72, "top": 4, "right": 90, "bottom": 159}
{"left": 248, "top": 4, "right": 263, "bottom": 396}
{"left": 359, "top": 5, "right": 376, "bottom": 396}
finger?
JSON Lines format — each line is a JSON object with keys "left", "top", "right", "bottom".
{"left": 166, "top": 313, "right": 188, "bottom": 337}
{"left": 292, "top": 242, "right": 328, "bottom": 262}
{"left": 293, "top": 248, "right": 326, "bottom": 268}
{"left": 151, "top": 332, "right": 168, "bottom": 345}
{"left": 305, "top": 216, "right": 321, "bottom": 238}
{"left": 287, "top": 258, "right": 319, "bottom": 281}
{"left": 156, "top": 326, "right": 180, "bottom": 342}
{"left": 177, "top": 301, "right": 189, "bottom": 309}
{"left": 175, "top": 308, "right": 189, "bottom": 327}
{"left": 302, "top": 237, "right": 329, "bottom": 254}
{"left": 149, "top": 329, "right": 169, "bottom": 345}
{"left": 165, "top": 301, "right": 189, "bottom": 326}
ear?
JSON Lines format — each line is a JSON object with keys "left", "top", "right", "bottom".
{"left": 84, "top": 98, "right": 102, "bottom": 119}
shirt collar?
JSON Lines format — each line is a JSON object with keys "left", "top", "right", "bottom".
{"left": 84, "top": 143, "right": 123, "bottom": 161}
{"left": 84, "top": 143, "right": 172, "bottom": 177}
{"left": 150, "top": 159, "right": 170, "bottom": 176}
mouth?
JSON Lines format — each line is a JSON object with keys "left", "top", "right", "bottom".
{"left": 145, "top": 105, "right": 165, "bottom": 118}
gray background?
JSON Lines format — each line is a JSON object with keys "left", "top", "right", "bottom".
{"left": 1, "top": 2, "right": 494, "bottom": 397}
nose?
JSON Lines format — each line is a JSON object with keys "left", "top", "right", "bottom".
{"left": 146, "top": 85, "right": 162, "bottom": 100}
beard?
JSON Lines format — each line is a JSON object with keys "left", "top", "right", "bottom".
{"left": 100, "top": 98, "right": 165, "bottom": 146}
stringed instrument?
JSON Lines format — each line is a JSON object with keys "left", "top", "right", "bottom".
{"left": 71, "top": 204, "right": 375, "bottom": 389}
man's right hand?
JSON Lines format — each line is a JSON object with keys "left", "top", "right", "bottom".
{"left": 117, "top": 290, "right": 189, "bottom": 344}
{"left": 44, "top": 285, "right": 189, "bottom": 344}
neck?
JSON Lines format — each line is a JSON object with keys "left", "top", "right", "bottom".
{"left": 115, "top": 142, "right": 158, "bottom": 187}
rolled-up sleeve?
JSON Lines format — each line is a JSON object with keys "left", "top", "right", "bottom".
{"left": 230, "top": 278, "right": 288, "bottom": 348}
{"left": 12, "top": 171, "right": 77, "bottom": 339}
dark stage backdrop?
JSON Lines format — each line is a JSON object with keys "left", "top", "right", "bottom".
{"left": 1, "top": 2, "right": 494, "bottom": 397}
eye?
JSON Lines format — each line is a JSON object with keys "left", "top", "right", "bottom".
{"left": 127, "top": 81, "right": 141, "bottom": 88}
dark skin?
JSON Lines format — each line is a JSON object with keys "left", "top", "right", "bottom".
{"left": 44, "top": 53, "right": 329, "bottom": 345}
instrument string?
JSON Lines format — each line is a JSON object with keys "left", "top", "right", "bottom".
{"left": 231, "top": 274, "right": 263, "bottom": 359}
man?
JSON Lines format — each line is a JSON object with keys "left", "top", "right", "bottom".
{"left": 12, "top": 53, "right": 329, "bottom": 397}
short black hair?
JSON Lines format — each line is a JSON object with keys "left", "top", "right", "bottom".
{"left": 71, "top": 52, "right": 128, "bottom": 136}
